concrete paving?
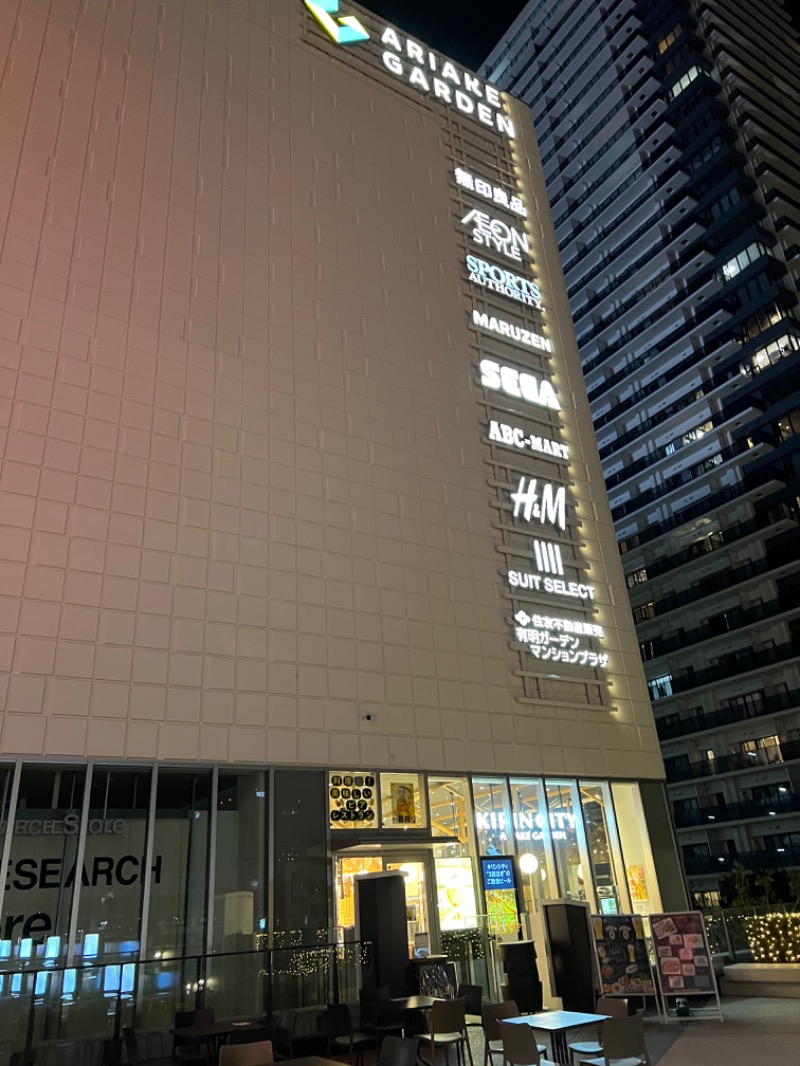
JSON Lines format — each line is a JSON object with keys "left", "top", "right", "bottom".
{"left": 465, "top": 997, "right": 800, "bottom": 1065}
{"left": 650, "top": 996, "right": 800, "bottom": 1065}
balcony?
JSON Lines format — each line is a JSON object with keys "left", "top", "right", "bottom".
{"left": 639, "top": 511, "right": 791, "bottom": 584}
{"left": 611, "top": 450, "right": 736, "bottom": 523}
{"left": 670, "top": 640, "right": 800, "bottom": 695}
{"left": 618, "top": 482, "right": 748, "bottom": 553}
{"left": 684, "top": 844, "right": 800, "bottom": 876}
{"left": 643, "top": 556, "right": 770, "bottom": 618}
{"left": 674, "top": 791, "right": 800, "bottom": 828}
{"left": 643, "top": 597, "right": 788, "bottom": 660}
{"left": 666, "top": 738, "right": 800, "bottom": 783}
{"left": 656, "top": 687, "right": 800, "bottom": 741}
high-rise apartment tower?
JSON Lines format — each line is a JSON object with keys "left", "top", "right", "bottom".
{"left": 483, "top": 0, "right": 800, "bottom": 902}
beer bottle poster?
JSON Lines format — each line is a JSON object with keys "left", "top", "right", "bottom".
{"left": 592, "top": 913, "right": 655, "bottom": 996}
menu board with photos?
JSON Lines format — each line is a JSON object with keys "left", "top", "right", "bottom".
{"left": 328, "top": 771, "right": 377, "bottom": 827}
{"left": 592, "top": 914, "right": 655, "bottom": 996}
{"left": 650, "top": 911, "right": 717, "bottom": 995}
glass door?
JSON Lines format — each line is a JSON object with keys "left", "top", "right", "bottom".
{"left": 335, "top": 852, "right": 437, "bottom": 956}
{"left": 385, "top": 858, "right": 431, "bottom": 956}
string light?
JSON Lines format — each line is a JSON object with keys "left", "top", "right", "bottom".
{"left": 744, "top": 914, "right": 800, "bottom": 963}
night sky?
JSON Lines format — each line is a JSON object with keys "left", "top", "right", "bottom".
{"left": 357, "top": 0, "right": 530, "bottom": 70}
{"left": 358, "top": 1, "right": 800, "bottom": 72}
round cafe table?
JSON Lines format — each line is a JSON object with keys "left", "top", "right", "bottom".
{"left": 504, "top": 1009, "right": 610, "bottom": 1065}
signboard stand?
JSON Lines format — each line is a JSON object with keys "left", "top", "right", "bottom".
{"left": 590, "top": 914, "right": 659, "bottom": 1018}
{"left": 649, "top": 912, "right": 723, "bottom": 1024}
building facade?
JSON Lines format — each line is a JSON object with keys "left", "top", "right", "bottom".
{"left": 0, "top": 0, "right": 683, "bottom": 1016}
{"left": 483, "top": 0, "right": 800, "bottom": 903}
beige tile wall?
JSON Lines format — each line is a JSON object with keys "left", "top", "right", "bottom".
{"left": 0, "top": 0, "right": 663, "bottom": 778}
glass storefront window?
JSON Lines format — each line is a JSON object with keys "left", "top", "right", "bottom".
{"left": 545, "top": 779, "right": 593, "bottom": 906}
{"left": 579, "top": 781, "right": 629, "bottom": 914}
{"left": 473, "top": 778, "right": 513, "bottom": 856}
{"left": 213, "top": 772, "right": 267, "bottom": 952}
{"left": 380, "top": 772, "right": 427, "bottom": 829}
{"left": 2, "top": 766, "right": 86, "bottom": 961}
{"left": 75, "top": 767, "right": 152, "bottom": 961}
{"left": 328, "top": 770, "right": 378, "bottom": 830}
{"left": 428, "top": 777, "right": 480, "bottom": 930}
{"left": 473, "top": 778, "right": 517, "bottom": 937}
{"left": 428, "top": 777, "right": 471, "bottom": 843}
{"left": 147, "top": 770, "right": 212, "bottom": 958}
{"left": 427, "top": 776, "right": 483, "bottom": 985}
{"left": 336, "top": 857, "right": 383, "bottom": 934}
{"left": 272, "top": 769, "right": 327, "bottom": 943}
{"left": 0, "top": 762, "right": 666, "bottom": 975}
{"left": 509, "top": 779, "right": 553, "bottom": 910}
{"left": 611, "top": 782, "right": 663, "bottom": 916}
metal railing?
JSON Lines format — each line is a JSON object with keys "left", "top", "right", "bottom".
{"left": 674, "top": 790, "right": 800, "bottom": 828}
{"left": 657, "top": 687, "right": 800, "bottom": 741}
{"left": 666, "top": 738, "right": 800, "bottom": 783}
{"left": 0, "top": 940, "right": 371, "bottom": 1066}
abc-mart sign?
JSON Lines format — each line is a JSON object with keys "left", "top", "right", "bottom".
{"left": 304, "top": 2, "right": 516, "bottom": 139}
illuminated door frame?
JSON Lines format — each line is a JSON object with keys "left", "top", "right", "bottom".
{"left": 333, "top": 849, "right": 440, "bottom": 953}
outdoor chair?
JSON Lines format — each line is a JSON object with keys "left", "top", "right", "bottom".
{"left": 568, "top": 998, "right": 628, "bottom": 1064}
{"left": 360, "top": 986, "right": 404, "bottom": 1048}
{"left": 323, "top": 1002, "right": 375, "bottom": 1066}
{"left": 173, "top": 1008, "right": 216, "bottom": 1062}
{"left": 121, "top": 1026, "right": 173, "bottom": 1066}
{"left": 578, "top": 1015, "right": 652, "bottom": 1066}
{"left": 457, "top": 983, "right": 484, "bottom": 1030}
{"left": 482, "top": 1004, "right": 546, "bottom": 1066}
{"left": 418, "top": 997, "right": 474, "bottom": 1066}
{"left": 378, "top": 1035, "right": 421, "bottom": 1066}
{"left": 219, "top": 1041, "right": 274, "bottom": 1066}
{"left": 272, "top": 1010, "right": 297, "bottom": 1060}
{"left": 498, "top": 1020, "right": 557, "bottom": 1066}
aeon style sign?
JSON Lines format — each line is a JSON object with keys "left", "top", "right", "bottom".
{"left": 463, "top": 210, "right": 530, "bottom": 262}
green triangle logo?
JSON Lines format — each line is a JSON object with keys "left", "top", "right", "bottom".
{"left": 304, "top": 1, "right": 369, "bottom": 44}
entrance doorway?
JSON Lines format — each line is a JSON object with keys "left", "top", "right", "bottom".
{"left": 335, "top": 852, "right": 438, "bottom": 957}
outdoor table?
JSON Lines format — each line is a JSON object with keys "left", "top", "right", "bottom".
{"left": 170, "top": 1019, "right": 267, "bottom": 1062}
{"left": 505, "top": 1010, "right": 610, "bottom": 1065}
{"left": 389, "top": 994, "right": 439, "bottom": 1036}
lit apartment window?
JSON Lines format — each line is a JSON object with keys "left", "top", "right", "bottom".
{"left": 720, "top": 241, "right": 768, "bottom": 281}
{"left": 626, "top": 567, "right": 648, "bottom": 588}
{"left": 741, "top": 333, "right": 800, "bottom": 377}
{"left": 667, "top": 65, "right": 701, "bottom": 100}
{"left": 657, "top": 25, "right": 683, "bottom": 54}
{"left": 640, "top": 640, "right": 656, "bottom": 661}
{"left": 778, "top": 409, "right": 800, "bottom": 442}
{"left": 633, "top": 601, "right": 656, "bottom": 623}
{"left": 732, "top": 735, "right": 783, "bottom": 764}
{"left": 663, "top": 419, "right": 713, "bottom": 456}
{"left": 647, "top": 674, "right": 673, "bottom": 701}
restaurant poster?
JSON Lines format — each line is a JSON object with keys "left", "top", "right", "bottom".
{"left": 650, "top": 911, "right": 717, "bottom": 996}
{"left": 592, "top": 914, "right": 655, "bottom": 996}
{"left": 390, "top": 782, "right": 416, "bottom": 825}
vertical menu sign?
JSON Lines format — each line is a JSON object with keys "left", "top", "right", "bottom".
{"left": 456, "top": 121, "right": 609, "bottom": 678}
